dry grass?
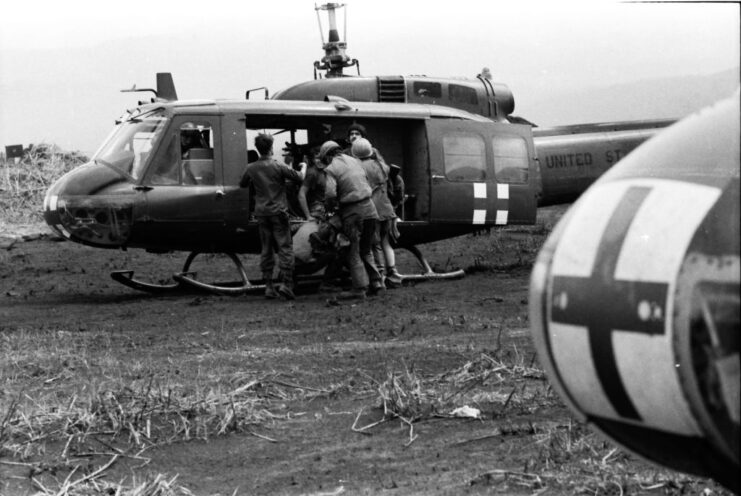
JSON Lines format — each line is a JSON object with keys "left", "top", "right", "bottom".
{"left": 351, "top": 348, "right": 556, "bottom": 449}
{"left": 27, "top": 466, "right": 199, "bottom": 496}
{"left": 376, "top": 347, "right": 550, "bottom": 422}
{"left": 0, "top": 326, "right": 350, "bottom": 495}
{"left": 0, "top": 327, "right": 331, "bottom": 465}
{"left": 1, "top": 144, "right": 86, "bottom": 224}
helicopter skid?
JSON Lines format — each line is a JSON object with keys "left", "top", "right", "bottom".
{"left": 173, "top": 272, "right": 258, "bottom": 296}
{"left": 110, "top": 246, "right": 465, "bottom": 295}
{"left": 110, "top": 270, "right": 184, "bottom": 293}
{"left": 399, "top": 245, "right": 466, "bottom": 282}
{"left": 111, "top": 252, "right": 258, "bottom": 296}
{"left": 397, "top": 268, "right": 465, "bottom": 283}
{"left": 173, "top": 252, "right": 256, "bottom": 296}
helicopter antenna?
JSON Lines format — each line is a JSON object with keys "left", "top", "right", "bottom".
{"left": 313, "top": 3, "right": 359, "bottom": 79}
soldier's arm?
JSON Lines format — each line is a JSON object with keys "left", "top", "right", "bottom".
{"left": 239, "top": 168, "right": 251, "bottom": 188}
{"left": 298, "top": 183, "right": 312, "bottom": 219}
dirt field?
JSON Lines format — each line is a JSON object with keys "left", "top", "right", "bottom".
{"left": 0, "top": 216, "right": 732, "bottom": 496}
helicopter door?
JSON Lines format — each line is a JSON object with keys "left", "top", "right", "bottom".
{"left": 139, "top": 117, "right": 226, "bottom": 249}
{"left": 426, "top": 120, "right": 536, "bottom": 225}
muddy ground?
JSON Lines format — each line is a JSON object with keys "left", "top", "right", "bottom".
{"left": 0, "top": 215, "right": 731, "bottom": 496}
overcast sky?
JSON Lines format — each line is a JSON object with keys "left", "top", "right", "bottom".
{"left": 0, "top": 0, "right": 738, "bottom": 154}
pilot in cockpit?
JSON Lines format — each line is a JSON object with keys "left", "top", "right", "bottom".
{"left": 180, "top": 123, "right": 208, "bottom": 159}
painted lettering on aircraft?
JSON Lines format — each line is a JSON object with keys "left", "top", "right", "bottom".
{"left": 545, "top": 153, "right": 593, "bottom": 168}
{"left": 605, "top": 149, "right": 625, "bottom": 164}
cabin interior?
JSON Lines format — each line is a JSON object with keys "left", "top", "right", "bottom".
{"left": 240, "top": 115, "right": 431, "bottom": 222}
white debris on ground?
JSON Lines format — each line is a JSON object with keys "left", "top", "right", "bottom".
{"left": 450, "top": 405, "right": 482, "bottom": 419}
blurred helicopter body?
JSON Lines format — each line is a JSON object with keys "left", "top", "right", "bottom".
{"left": 529, "top": 91, "right": 740, "bottom": 491}
{"left": 43, "top": 2, "right": 672, "bottom": 294}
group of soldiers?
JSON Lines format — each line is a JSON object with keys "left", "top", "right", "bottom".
{"left": 239, "top": 124, "right": 403, "bottom": 301}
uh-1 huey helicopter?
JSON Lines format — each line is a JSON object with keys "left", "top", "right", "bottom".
{"left": 42, "top": 2, "right": 674, "bottom": 295}
{"left": 529, "top": 90, "right": 739, "bottom": 492}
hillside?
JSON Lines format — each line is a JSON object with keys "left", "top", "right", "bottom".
{"left": 517, "top": 67, "right": 739, "bottom": 127}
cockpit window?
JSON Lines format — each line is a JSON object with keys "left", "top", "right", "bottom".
{"left": 93, "top": 109, "right": 168, "bottom": 180}
{"left": 180, "top": 121, "right": 215, "bottom": 185}
{"left": 146, "top": 120, "right": 217, "bottom": 186}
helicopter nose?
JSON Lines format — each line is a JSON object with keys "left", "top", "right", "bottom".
{"left": 43, "top": 161, "right": 137, "bottom": 247}
{"left": 529, "top": 174, "right": 738, "bottom": 486}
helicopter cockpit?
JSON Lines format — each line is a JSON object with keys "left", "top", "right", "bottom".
{"left": 94, "top": 109, "right": 169, "bottom": 180}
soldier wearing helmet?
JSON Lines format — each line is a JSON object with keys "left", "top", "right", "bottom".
{"left": 343, "top": 123, "right": 385, "bottom": 162}
{"left": 352, "top": 138, "right": 403, "bottom": 288}
{"left": 316, "top": 140, "right": 382, "bottom": 298}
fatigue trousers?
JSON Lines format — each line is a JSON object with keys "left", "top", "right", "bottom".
{"left": 341, "top": 213, "right": 382, "bottom": 291}
{"left": 257, "top": 213, "right": 294, "bottom": 277}
{"left": 372, "top": 218, "right": 392, "bottom": 275}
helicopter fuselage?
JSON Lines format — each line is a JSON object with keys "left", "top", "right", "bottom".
{"left": 43, "top": 96, "right": 670, "bottom": 255}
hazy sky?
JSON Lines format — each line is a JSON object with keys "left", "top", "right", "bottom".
{"left": 0, "top": 0, "right": 738, "bottom": 154}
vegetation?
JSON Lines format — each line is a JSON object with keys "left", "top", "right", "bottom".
{"left": 1, "top": 144, "right": 86, "bottom": 224}
{"left": 0, "top": 145, "right": 731, "bottom": 495}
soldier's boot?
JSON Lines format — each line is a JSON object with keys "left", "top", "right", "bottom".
{"left": 263, "top": 272, "right": 278, "bottom": 299}
{"left": 277, "top": 271, "right": 296, "bottom": 300}
{"left": 385, "top": 266, "right": 403, "bottom": 288}
{"left": 369, "top": 278, "right": 386, "bottom": 296}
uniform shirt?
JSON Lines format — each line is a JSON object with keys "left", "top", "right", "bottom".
{"left": 240, "top": 156, "right": 303, "bottom": 217}
{"left": 302, "top": 165, "right": 327, "bottom": 209}
{"left": 324, "top": 154, "right": 377, "bottom": 220}
{"left": 358, "top": 157, "right": 395, "bottom": 220}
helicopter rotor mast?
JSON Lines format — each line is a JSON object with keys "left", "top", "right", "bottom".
{"left": 313, "top": 2, "right": 359, "bottom": 79}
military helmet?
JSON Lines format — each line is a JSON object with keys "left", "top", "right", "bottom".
{"left": 317, "top": 140, "right": 341, "bottom": 161}
{"left": 351, "top": 138, "right": 373, "bottom": 159}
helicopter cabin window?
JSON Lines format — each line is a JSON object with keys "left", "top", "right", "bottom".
{"left": 442, "top": 134, "right": 486, "bottom": 181}
{"left": 492, "top": 136, "right": 529, "bottom": 184}
{"left": 180, "top": 122, "right": 215, "bottom": 185}
{"left": 414, "top": 81, "right": 442, "bottom": 99}
{"left": 449, "top": 84, "right": 478, "bottom": 106}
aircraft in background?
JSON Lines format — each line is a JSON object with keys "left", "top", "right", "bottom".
{"left": 529, "top": 91, "right": 739, "bottom": 492}
{"left": 42, "top": 3, "right": 673, "bottom": 294}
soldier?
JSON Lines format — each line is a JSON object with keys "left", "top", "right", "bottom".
{"left": 351, "top": 137, "right": 398, "bottom": 290}
{"left": 298, "top": 149, "right": 327, "bottom": 220}
{"left": 384, "top": 162, "right": 405, "bottom": 287}
{"left": 316, "top": 140, "right": 383, "bottom": 299}
{"left": 239, "top": 133, "right": 303, "bottom": 300}
{"left": 344, "top": 123, "right": 385, "bottom": 162}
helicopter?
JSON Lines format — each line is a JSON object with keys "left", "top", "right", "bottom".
{"left": 42, "top": 2, "right": 674, "bottom": 295}
{"left": 529, "top": 90, "right": 739, "bottom": 492}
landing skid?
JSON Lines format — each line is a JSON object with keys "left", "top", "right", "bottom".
{"left": 399, "top": 245, "right": 465, "bottom": 282}
{"left": 110, "top": 270, "right": 182, "bottom": 293}
{"left": 111, "top": 252, "right": 260, "bottom": 295}
{"left": 111, "top": 246, "right": 464, "bottom": 295}
{"left": 174, "top": 252, "right": 257, "bottom": 295}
